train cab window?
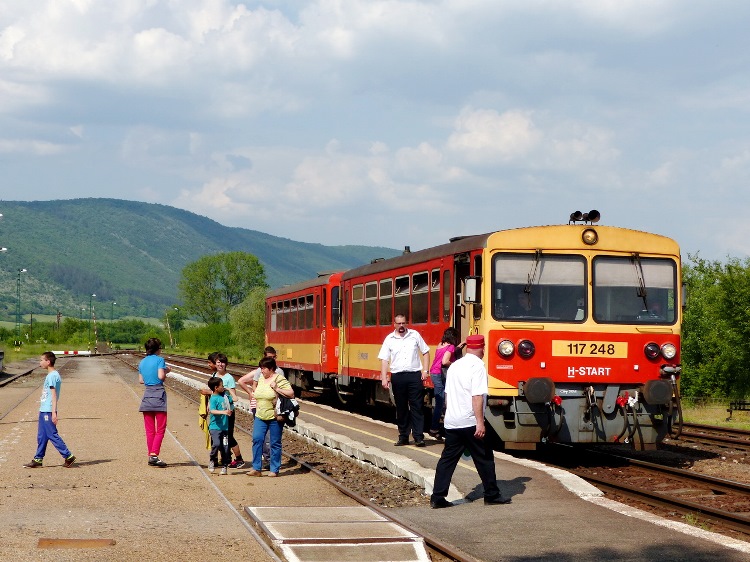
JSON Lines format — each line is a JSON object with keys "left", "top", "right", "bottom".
{"left": 305, "top": 295, "right": 314, "bottom": 329}
{"left": 379, "top": 279, "right": 393, "bottom": 325}
{"left": 395, "top": 275, "right": 410, "bottom": 320}
{"left": 593, "top": 256, "right": 677, "bottom": 324}
{"left": 430, "top": 269, "right": 440, "bottom": 324}
{"left": 351, "top": 284, "right": 364, "bottom": 327}
{"left": 492, "top": 253, "right": 586, "bottom": 321}
{"left": 412, "top": 272, "right": 429, "bottom": 324}
{"left": 365, "top": 282, "right": 378, "bottom": 326}
{"left": 442, "top": 270, "right": 451, "bottom": 322}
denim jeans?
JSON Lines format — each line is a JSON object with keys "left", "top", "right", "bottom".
{"left": 252, "top": 417, "right": 283, "bottom": 473}
{"left": 430, "top": 372, "right": 446, "bottom": 431}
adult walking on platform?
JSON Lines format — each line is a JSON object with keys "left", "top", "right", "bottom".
{"left": 138, "top": 337, "right": 170, "bottom": 468}
{"left": 430, "top": 334, "right": 510, "bottom": 508}
{"left": 379, "top": 315, "right": 430, "bottom": 447}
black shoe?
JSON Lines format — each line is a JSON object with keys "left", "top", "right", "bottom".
{"left": 414, "top": 440, "right": 426, "bottom": 447}
{"left": 394, "top": 439, "right": 409, "bottom": 446}
{"left": 148, "top": 455, "right": 167, "bottom": 468}
{"left": 484, "top": 496, "right": 511, "bottom": 505}
{"left": 430, "top": 498, "right": 453, "bottom": 509}
{"left": 428, "top": 429, "right": 440, "bottom": 438}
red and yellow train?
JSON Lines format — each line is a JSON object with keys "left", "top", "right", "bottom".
{"left": 266, "top": 212, "right": 682, "bottom": 449}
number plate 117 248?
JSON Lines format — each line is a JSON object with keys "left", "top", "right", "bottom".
{"left": 552, "top": 341, "right": 627, "bottom": 358}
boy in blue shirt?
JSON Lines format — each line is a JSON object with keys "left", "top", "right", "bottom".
{"left": 24, "top": 352, "right": 76, "bottom": 468}
{"left": 207, "top": 376, "right": 232, "bottom": 475}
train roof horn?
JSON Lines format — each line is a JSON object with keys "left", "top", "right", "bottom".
{"left": 569, "top": 209, "right": 600, "bottom": 224}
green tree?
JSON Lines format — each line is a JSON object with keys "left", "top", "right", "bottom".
{"left": 681, "top": 255, "right": 750, "bottom": 398}
{"left": 229, "top": 286, "right": 267, "bottom": 360}
{"left": 178, "top": 252, "right": 268, "bottom": 324}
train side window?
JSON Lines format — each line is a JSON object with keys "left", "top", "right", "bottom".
{"left": 412, "top": 271, "right": 429, "bottom": 324}
{"left": 352, "top": 284, "right": 364, "bottom": 327}
{"left": 395, "top": 275, "right": 410, "bottom": 320}
{"left": 271, "top": 302, "right": 277, "bottom": 331}
{"left": 282, "top": 300, "right": 290, "bottom": 331}
{"left": 291, "top": 298, "right": 298, "bottom": 331}
{"left": 379, "top": 279, "right": 393, "bottom": 325}
{"left": 306, "top": 295, "right": 314, "bottom": 329}
{"left": 442, "top": 270, "right": 451, "bottom": 322}
{"left": 331, "top": 286, "right": 340, "bottom": 327}
{"left": 365, "top": 282, "right": 378, "bottom": 326}
{"left": 430, "top": 269, "right": 440, "bottom": 324}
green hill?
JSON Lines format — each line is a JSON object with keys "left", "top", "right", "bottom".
{"left": 0, "top": 198, "right": 399, "bottom": 321}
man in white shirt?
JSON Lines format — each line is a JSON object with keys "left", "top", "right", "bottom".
{"left": 378, "top": 315, "right": 430, "bottom": 447}
{"left": 430, "top": 334, "right": 511, "bottom": 508}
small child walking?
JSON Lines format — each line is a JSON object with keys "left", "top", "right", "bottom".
{"left": 24, "top": 352, "right": 76, "bottom": 469}
{"left": 207, "top": 376, "right": 232, "bottom": 475}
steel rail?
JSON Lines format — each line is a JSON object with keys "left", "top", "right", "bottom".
{"left": 575, "top": 470, "right": 750, "bottom": 537}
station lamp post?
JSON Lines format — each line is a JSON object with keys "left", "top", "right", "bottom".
{"left": 88, "top": 293, "right": 96, "bottom": 343}
{"left": 16, "top": 268, "right": 27, "bottom": 338}
{"left": 110, "top": 301, "right": 117, "bottom": 343}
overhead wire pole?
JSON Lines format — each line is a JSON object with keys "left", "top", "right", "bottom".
{"left": 16, "top": 268, "right": 27, "bottom": 339}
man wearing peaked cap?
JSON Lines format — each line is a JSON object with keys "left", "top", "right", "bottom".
{"left": 465, "top": 334, "right": 485, "bottom": 348}
{"left": 430, "top": 332, "right": 511, "bottom": 509}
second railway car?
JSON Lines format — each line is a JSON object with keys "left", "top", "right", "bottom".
{"left": 266, "top": 213, "right": 682, "bottom": 450}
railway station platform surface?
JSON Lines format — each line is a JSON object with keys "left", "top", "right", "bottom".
{"left": 0, "top": 355, "right": 748, "bottom": 562}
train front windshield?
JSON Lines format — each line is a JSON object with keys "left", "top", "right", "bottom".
{"left": 491, "top": 253, "right": 678, "bottom": 325}
{"left": 492, "top": 254, "right": 586, "bottom": 322}
{"left": 593, "top": 256, "right": 677, "bottom": 324}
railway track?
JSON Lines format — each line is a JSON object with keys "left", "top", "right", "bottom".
{"left": 542, "top": 444, "right": 750, "bottom": 540}
{"left": 667, "top": 422, "right": 750, "bottom": 453}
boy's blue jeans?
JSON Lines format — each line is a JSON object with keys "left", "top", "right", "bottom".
{"left": 252, "top": 417, "right": 283, "bottom": 473}
{"left": 35, "top": 412, "right": 72, "bottom": 460}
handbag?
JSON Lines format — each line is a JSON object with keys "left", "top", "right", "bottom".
{"left": 274, "top": 393, "right": 300, "bottom": 426}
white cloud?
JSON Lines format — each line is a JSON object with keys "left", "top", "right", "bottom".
{"left": 447, "top": 107, "right": 541, "bottom": 164}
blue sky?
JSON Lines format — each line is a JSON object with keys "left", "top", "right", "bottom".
{"left": 2, "top": 1, "right": 750, "bottom": 259}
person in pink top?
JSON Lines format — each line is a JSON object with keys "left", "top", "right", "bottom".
{"left": 428, "top": 328, "right": 461, "bottom": 439}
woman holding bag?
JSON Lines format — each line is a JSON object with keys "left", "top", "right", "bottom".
{"left": 247, "top": 356, "right": 294, "bottom": 477}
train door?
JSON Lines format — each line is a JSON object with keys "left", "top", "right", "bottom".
{"left": 454, "top": 253, "right": 471, "bottom": 344}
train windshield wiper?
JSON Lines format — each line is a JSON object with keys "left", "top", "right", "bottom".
{"left": 631, "top": 252, "right": 649, "bottom": 311}
{"left": 524, "top": 249, "right": 542, "bottom": 297}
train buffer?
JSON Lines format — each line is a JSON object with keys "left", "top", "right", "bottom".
{"left": 726, "top": 400, "right": 750, "bottom": 421}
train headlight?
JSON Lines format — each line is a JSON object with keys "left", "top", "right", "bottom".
{"left": 582, "top": 228, "right": 598, "bottom": 245}
{"left": 498, "top": 339, "right": 514, "bottom": 357}
{"left": 661, "top": 343, "right": 677, "bottom": 360}
{"left": 518, "top": 339, "right": 535, "bottom": 359}
{"left": 644, "top": 342, "right": 660, "bottom": 360}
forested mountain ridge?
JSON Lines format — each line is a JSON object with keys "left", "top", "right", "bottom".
{"left": 0, "top": 198, "right": 399, "bottom": 320}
